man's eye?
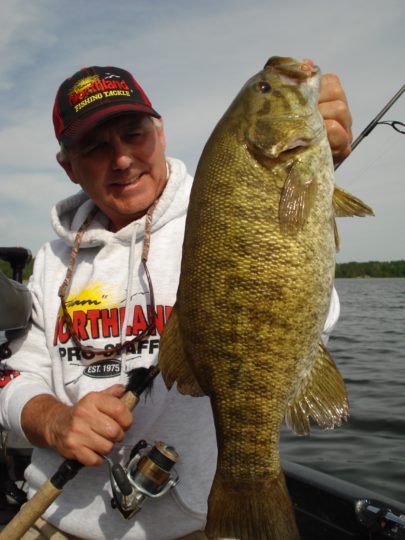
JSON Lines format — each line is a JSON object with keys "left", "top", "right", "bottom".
{"left": 82, "top": 142, "right": 105, "bottom": 155}
{"left": 126, "top": 130, "right": 143, "bottom": 139}
{"left": 82, "top": 146, "right": 98, "bottom": 156}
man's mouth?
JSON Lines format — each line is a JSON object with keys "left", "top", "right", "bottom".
{"left": 111, "top": 174, "right": 144, "bottom": 187}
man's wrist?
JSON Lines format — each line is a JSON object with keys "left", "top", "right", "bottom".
{"left": 21, "top": 394, "right": 67, "bottom": 448}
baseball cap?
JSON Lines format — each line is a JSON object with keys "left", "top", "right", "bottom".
{"left": 53, "top": 66, "right": 161, "bottom": 145}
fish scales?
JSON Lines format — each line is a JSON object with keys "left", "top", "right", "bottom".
{"left": 159, "top": 56, "right": 372, "bottom": 539}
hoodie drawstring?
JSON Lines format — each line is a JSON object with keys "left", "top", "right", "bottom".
{"left": 58, "top": 201, "right": 158, "bottom": 360}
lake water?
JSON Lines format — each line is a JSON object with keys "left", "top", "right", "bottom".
{"left": 280, "top": 278, "right": 405, "bottom": 504}
{"left": 1, "top": 278, "right": 404, "bottom": 505}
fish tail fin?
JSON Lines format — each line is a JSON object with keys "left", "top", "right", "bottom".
{"left": 205, "top": 471, "right": 299, "bottom": 540}
{"left": 333, "top": 185, "right": 374, "bottom": 217}
{"left": 159, "top": 305, "right": 205, "bottom": 396}
{"left": 285, "top": 342, "right": 349, "bottom": 435}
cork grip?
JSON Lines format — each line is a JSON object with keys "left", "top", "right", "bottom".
{"left": 0, "top": 480, "right": 62, "bottom": 539}
{"left": 122, "top": 390, "right": 140, "bottom": 411}
{"left": 0, "top": 389, "right": 141, "bottom": 539}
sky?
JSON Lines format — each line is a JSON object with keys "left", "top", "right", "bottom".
{"left": 0, "top": 0, "right": 404, "bottom": 263}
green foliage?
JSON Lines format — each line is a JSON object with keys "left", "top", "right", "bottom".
{"left": 1, "top": 257, "right": 404, "bottom": 281}
{"left": 335, "top": 260, "right": 405, "bottom": 278}
{"left": 0, "top": 258, "right": 34, "bottom": 282}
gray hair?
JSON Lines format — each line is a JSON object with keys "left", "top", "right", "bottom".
{"left": 56, "top": 115, "right": 163, "bottom": 164}
{"left": 56, "top": 144, "right": 68, "bottom": 164}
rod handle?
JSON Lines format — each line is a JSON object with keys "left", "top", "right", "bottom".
{"left": 0, "top": 480, "right": 62, "bottom": 540}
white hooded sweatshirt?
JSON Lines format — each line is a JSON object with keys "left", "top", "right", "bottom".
{"left": 0, "top": 158, "right": 217, "bottom": 539}
{"left": 0, "top": 156, "right": 340, "bottom": 539}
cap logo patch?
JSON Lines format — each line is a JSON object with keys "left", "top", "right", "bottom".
{"left": 69, "top": 73, "right": 132, "bottom": 113}
{"left": 53, "top": 65, "right": 160, "bottom": 143}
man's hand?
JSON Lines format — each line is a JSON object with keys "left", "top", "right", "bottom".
{"left": 319, "top": 73, "right": 353, "bottom": 165}
{"left": 22, "top": 385, "right": 133, "bottom": 466}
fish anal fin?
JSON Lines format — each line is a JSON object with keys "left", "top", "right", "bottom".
{"left": 285, "top": 342, "right": 349, "bottom": 435}
{"left": 159, "top": 305, "right": 205, "bottom": 397}
{"left": 333, "top": 185, "right": 374, "bottom": 217}
{"left": 279, "top": 160, "right": 317, "bottom": 234}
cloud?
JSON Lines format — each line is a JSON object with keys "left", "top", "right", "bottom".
{"left": 0, "top": 0, "right": 59, "bottom": 90}
{"left": 0, "top": 0, "right": 404, "bottom": 260}
{"left": 0, "top": 170, "right": 78, "bottom": 250}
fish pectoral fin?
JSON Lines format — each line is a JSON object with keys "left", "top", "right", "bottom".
{"left": 159, "top": 305, "right": 206, "bottom": 397}
{"left": 279, "top": 160, "right": 317, "bottom": 234}
{"left": 333, "top": 216, "right": 341, "bottom": 251}
{"left": 333, "top": 185, "right": 374, "bottom": 217}
{"left": 285, "top": 342, "right": 349, "bottom": 435}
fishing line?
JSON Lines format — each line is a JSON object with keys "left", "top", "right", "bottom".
{"left": 344, "top": 131, "right": 403, "bottom": 187}
{"left": 335, "top": 84, "right": 405, "bottom": 171}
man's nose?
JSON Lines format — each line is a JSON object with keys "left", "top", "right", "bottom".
{"left": 111, "top": 139, "right": 133, "bottom": 170}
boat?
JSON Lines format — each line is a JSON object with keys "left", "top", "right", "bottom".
{"left": 1, "top": 247, "right": 405, "bottom": 539}
{"left": 283, "top": 460, "right": 405, "bottom": 539}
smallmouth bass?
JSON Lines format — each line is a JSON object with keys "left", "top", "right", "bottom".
{"left": 159, "top": 56, "right": 373, "bottom": 539}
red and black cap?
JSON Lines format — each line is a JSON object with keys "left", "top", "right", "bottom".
{"left": 53, "top": 66, "right": 161, "bottom": 146}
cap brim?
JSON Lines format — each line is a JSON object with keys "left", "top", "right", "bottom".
{"left": 59, "top": 103, "right": 161, "bottom": 146}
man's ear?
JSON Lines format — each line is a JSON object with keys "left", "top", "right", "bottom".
{"left": 57, "top": 154, "right": 79, "bottom": 184}
{"left": 157, "top": 119, "right": 167, "bottom": 152}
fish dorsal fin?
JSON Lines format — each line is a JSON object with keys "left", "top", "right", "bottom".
{"left": 159, "top": 305, "right": 205, "bottom": 397}
{"left": 279, "top": 160, "right": 317, "bottom": 234}
{"left": 333, "top": 185, "right": 374, "bottom": 217}
{"left": 285, "top": 342, "right": 349, "bottom": 435}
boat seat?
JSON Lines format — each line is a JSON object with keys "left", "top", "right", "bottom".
{"left": 0, "top": 271, "right": 32, "bottom": 333}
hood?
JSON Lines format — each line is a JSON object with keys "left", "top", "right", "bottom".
{"left": 51, "top": 157, "right": 192, "bottom": 248}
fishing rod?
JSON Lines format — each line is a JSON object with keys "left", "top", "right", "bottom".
{"left": 0, "top": 366, "right": 160, "bottom": 540}
{"left": 335, "top": 83, "right": 405, "bottom": 170}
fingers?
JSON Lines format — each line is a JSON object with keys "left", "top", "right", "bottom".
{"left": 319, "top": 73, "right": 353, "bottom": 165}
{"left": 322, "top": 116, "right": 352, "bottom": 163}
{"left": 61, "top": 419, "right": 120, "bottom": 466}
{"left": 48, "top": 386, "right": 133, "bottom": 466}
{"left": 103, "top": 383, "right": 126, "bottom": 397}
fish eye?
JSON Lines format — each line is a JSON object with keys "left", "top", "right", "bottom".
{"left": 256, "top": 81, "right": 271, "bottom": 94}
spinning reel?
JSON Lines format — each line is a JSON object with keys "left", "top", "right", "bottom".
{"left": 105, "top": 439, "right": 179, "bottom": 519}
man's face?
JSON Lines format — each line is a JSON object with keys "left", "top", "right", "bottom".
{"left": 61, "top": 114, "right": 167, "bottom": 231}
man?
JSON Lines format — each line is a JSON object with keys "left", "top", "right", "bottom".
{"left": 0, "top": 62, "right": 352, "bottom": 539}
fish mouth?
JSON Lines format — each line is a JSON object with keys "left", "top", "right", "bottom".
{"left": 264, "top": 57, "right": 320, "bottom": 80}
{"left": 264, "top": 113, "right": 314, "bottom": 121}
{"left": 246, "top": 139, "right": 305, "bottom": 163}
{"left": 246, "top": 127, "right": 324, "bottom": 162}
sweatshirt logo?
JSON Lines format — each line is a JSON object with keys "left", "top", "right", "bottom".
{"left": 54, "top": 281, "right": 172, "bottom": 366}
{"left": 83, "top": 359, "right": 121, "bottom": 379}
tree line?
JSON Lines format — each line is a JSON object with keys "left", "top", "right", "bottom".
{"left": 335, "top": 260, "right": 405, "bottom": 278}
{"left": 1, "top": 258, "right": 405, "bottom": 282}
